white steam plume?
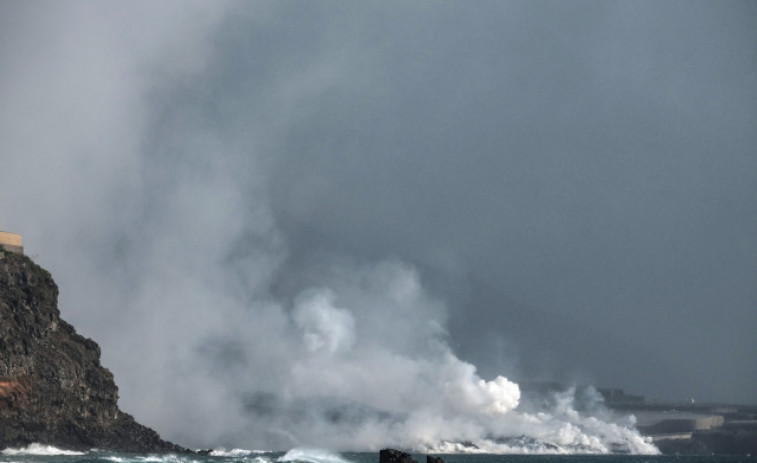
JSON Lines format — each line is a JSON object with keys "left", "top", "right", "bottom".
{"left": 0, "top": 2, "right": 657, "bottom": 454}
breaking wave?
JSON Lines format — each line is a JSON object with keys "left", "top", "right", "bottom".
{"left": 209, "top": 449, "right": 270, "bottom": 457}
{"left": 278, "top": 449, "right": 353, "bottom": 463}
{"left": 89, "top": 450, "right": 354, "bottom": 463}
{"left": 0, "top": 444, "right": 87, "bottom": 456}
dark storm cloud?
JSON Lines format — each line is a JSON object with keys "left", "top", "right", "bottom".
{"left": 0, "top": 0, "right": 755, "bottom": 451}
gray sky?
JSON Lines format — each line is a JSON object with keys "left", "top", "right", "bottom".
{"left": 1, "top": 0, "right": 755, "bottom": 451}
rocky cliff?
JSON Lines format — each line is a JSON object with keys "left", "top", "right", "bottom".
{"left": 0, "top": 249, "right": 184, "bottom": 452}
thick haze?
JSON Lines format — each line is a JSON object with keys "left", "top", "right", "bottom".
{"left": 1, "top": 0, "right": 755, "bottom": 451}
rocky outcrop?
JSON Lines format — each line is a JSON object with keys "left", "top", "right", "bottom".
{"left": 379, "top": 449, "right": 418, "bottom": 463}
{"left": 379, "top": 449, "right": 445, "bottom": 463}
{"left": 0, "top": 249, "right": 184, "bottom": 452}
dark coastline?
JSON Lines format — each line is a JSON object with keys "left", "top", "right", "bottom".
{"left": 0, "top": 249, "right": 186, "bottom": 453}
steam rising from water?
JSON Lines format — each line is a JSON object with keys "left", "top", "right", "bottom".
{"left": 0, "top": 2, "right": 661, "bottom": 455}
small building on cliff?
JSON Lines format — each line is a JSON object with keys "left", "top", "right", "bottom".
{"left": 0, "top": 231, "right": 23, "bottom": 254}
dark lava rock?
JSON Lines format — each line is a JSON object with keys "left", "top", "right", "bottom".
{"left": 379, "top": 449, "right": 445, "bottom": 463}
{"left": 379, "top": 449, "right": 417, "bottom": 463}
{"left": 656, "top": 429, "right": 757, "bottom": 456}
{"left": 0, "top": 250, "right": 186, "bottom": 452}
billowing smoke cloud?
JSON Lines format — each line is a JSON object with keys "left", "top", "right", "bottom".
{"left": 2, "top": 0, "right": 754, "bottom": 454}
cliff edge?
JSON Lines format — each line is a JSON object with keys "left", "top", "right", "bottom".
{"left": 0, "top": 249, "right": 185, "bottom": 452}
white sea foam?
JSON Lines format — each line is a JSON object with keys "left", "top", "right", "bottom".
{"left": 103, "top": 456, "right": 170, "bottom": 463}
{"left": 137, "top": 455, "right": 201, "bottom": 463}
{"left": 105, "top": 457, "right": 128, "bottom": 463}
{"left": 277, "top": 448, "right": 353, "bottom": 463}
{"left": 0, "top": 443, "right": 86, "bottom": 456}
{"left": 209, "top": 449, "right": 270, "bottom": 457}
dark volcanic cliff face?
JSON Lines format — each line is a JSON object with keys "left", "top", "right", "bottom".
{"left": 0, "top": 249, "right": 184, "bottom": 452}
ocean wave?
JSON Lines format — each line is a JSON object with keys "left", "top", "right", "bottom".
{"left": 209, "top": 449, "right": 270, "bottom": 457}
{"left": 105, "top": 457, "right": 127, "bottom": 463}
{"left": 277, "top": 449, "right": 353, "bottom": 463}
{"left": 1, "top": 443, "right": 87, "bottom": 456}
{"left": 96, "top": 454, "right": 205, "bottom": 463}
{"left": 139, "top": 455, "right": 202, "bottom": 463}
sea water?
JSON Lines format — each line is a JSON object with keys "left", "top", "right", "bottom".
{"left": 1, "top": 446, "right": 756, "bottom": 463}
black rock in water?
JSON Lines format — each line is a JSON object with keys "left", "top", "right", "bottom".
{"left": 0, "top": 250, "right": 186, "bottom": 452}
{"left": 379, "top": 449, "right": 417, "bottom": 463}
{"left": 379, "top": 449, "right": 445, "bottom": 463}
